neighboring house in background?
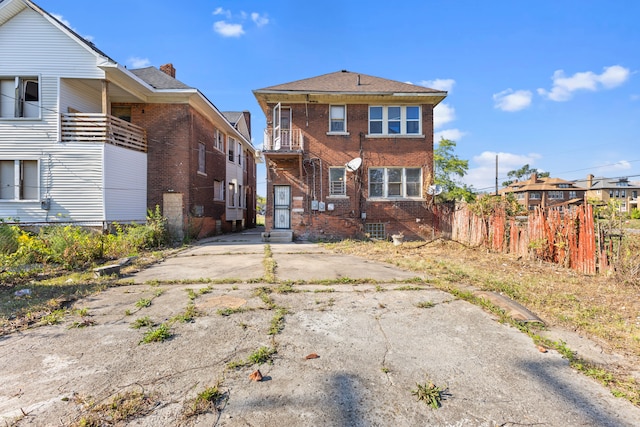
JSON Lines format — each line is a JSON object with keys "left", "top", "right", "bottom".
{"left": 0, "top": 0, "right": 257, "bottom": 239}
{"left": 573, "top": 174, "right": 640, "bottom": 213}
{"left": 253, "top": 70, "right": 447, "bottom": 240}
{"left": 500, "top": 173, "right": 586, "bottom": 211}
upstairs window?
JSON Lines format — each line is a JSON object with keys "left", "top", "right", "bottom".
{"left": 214, "top": 129, "right": 225, "bottom": 152}
{"left": 0, "top": 77, "right": 40, "bottom": 118}
{"left": 198, "top": 143, "right": 206, "bottom": 174}
{"left": 368, "top": 106, "right": 421, "bottom": 136}
{"left": 213, "top": 180, "right": 225, "bottom": 201}
{"left": 237, "top": 142, "right": 243, "bottom": 166}
{"left": 228, "top": 137, "right": 236, "bottom": 162}
{"left": 548, "top": 191, "right": 564, "bottom": 200}
{"left": 530, "top": 192, "right": 541, "bottom": 200}
{"left": 0, "top": 159, "right": 38, "bottom": 200}
{"left": 329, "top": 105, "right": 346, "bottom": 133}
{"left": 329, "top": 167, "right": 346, "bottom": 196}
{"left": 368, "top": 167, "right": 422, "bottom": 199}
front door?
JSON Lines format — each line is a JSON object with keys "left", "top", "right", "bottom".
{"left": 273, "top": 185, "right": 291, "bottom": 229}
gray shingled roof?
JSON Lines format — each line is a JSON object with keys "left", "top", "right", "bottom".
{"left": 130, "top": 67, "right": 192, "bottom": 90}
{"left": 255, "top": 70, "right": 444, "bottom": 94}
{"left": 222, "top": 111, "right": 243, "bottom": 126}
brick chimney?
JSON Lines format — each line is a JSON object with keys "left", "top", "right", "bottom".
{"left": 530, "top": 172, "right": 537, "bottom": 182}
{"left": 160, "top": 63, "right": 176, "bottom": 78}
{"left": 587, "top": 174, "right": 594, "bottom": 188}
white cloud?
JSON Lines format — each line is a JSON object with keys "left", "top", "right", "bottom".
{"left": 419, "top": 78, "right": 455, "bottom": 92}
{"left": 462, "top": 151, "right": 542, "bottom": 191}
{"left": 128, "top": 57, "right": 151, "bottom": 68}
{"left": 435, "top": 129, "right": 466, "bottom": 143}
{"left": 213, "top": 7, "right": 231, "bottom": 19}
{"left": 493, "top": 89, "right": 532, "bottom": 112}
{"left": 433, "top": 103, "right": 455, "bottom": 129}
{"left": 595, "top": 160, "right": 632, "bottom": 174}
{"left": 213, "top": 21, "right": 245, "bottom": 37}
{"left": 537, "top": 65, "right": 630, "bottom": 101}
{"left": 251, "top": 12, "right": 269, "bottom": 27}
{"left": 52, "top": 13, "right": 93, "bottom": 42}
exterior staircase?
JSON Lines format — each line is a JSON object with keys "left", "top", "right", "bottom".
{"left": 261, "top": 230, "right": 293, "bottom": 243}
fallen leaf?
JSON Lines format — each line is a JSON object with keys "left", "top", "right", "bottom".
{"left": 249, "top": 370, "right": 263, "bottom": 382}
{"left": 305, "top": 353, "right": 320, "bottom": 359}
{"left": 537, "top": 346, "right": 548, "bottom": 353}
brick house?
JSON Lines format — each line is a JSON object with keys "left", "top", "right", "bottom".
{"left": 253, "top": 70, "right": 447, "bottom": 240}
{"left": 0, "top": 0, "right": 257, "bottom": 240}
{"left": 574, "top": 174, "right": 640, "bottom": 213}
{"left": 500, "top": 173, "right": 586, "bottom": 211}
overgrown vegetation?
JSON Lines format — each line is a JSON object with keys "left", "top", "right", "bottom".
{"left": 412, "top": 380, "right": 447, "bottom": 409}
{"left": 182, "top": 382, "right": 226, "bottom": 418}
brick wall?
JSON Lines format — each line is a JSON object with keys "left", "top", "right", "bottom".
{"left": 265, "top": 102, "right": 437, "bottom": 240}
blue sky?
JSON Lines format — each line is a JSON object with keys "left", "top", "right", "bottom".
{"left": 36, "top": 0, "right": 640, "bottom": 196}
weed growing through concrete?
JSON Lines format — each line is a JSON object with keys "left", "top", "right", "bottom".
{"left": 416, "top": 301, "right": 435, "bottom": 309}
{"left": 171, "top": 304, "right": 199, "bottom": 323}
{"left": 227, "top": 346, "right": 277, "bottom": 370}
{"left": 139, "top": 323, "right": 172, "bottom": 344}
{"left": 39, "top": 309, "right": 66, "bottom": 325}
{"left": 72, "top": 390, "right": 157, "bottom": 426}
{"left": 217, "top": 307, "right": 248, "bottom": 316}
{"left": 183, "top": 382, "right": 226, "bottom": 418}
{"left": 313, "top": 287, "right": 335, "bottom": 293}
{"left": 263, "top": 244, "right": 277, "bottom": 283}
{"left": 269, "top": 308, "right": 287, "bottom": 335}
{"left": 185, "top": 288, "right": 197, "bottom": 301}
{"left": 412, "top": 380, "right": 447, "bottom": 409}
{"left": 135, "top": 298, "right": 152, "bottom": 309}
{"left": 131, "top": 316, "right": 154, "bottom": 329}
{"left": 395, "top": 285, "right": 424, "bottom": 291}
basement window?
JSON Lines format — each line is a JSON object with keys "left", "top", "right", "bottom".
{"left": 365, "top": 223, "right": 386, "bottom": 240}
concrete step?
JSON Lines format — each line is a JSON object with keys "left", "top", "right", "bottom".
{"left": 262, "top": 230, "right": 293, "bottom": 243}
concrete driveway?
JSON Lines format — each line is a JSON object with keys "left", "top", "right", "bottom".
{"left": 1, "top": 228, "right": 639, "bottom": 426}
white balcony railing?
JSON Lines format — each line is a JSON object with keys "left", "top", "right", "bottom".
{"left": 61, "top": 113, "right": 147, "bottom": 153}
{"left": 262, "top": 128, "right": 304, "bottom": 152}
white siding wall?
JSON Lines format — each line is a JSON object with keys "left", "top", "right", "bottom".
{"left": 0, "top": 7, "right": 110, "bottom": 223}
{"left": 104, "top": 144, "right": 147, "bottom": 222}
{"left": 60, "top": 79, "right": 102, "bottom": 114}
{"left": 226, "top": 160, "right": 244, "bottom": 221}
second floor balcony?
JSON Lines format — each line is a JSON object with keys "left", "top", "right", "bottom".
{"left": 61, "top": 113, "right": 147, "bottom": 153}
{"left": 262, "top": 128, "right": 304, "bottom": 152}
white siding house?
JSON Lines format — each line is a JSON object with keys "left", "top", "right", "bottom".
{"left": 0, "top": 0, "right": 148, "bottom": 224}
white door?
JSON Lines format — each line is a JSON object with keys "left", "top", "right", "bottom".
{"left": 272, "top": 102, "right": 281, "bottom": 150}
{"left": 273, "top": 185, "right": 291, "bottom": 229}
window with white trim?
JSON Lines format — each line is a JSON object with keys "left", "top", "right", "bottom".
{"left": 368, "top": 167, "right": 422, "bottom": 198}
{"left": 237, "top": 142, "right": 243, "bottom": 166}
{"left": 530, "top": 192, "right": 541, "bottom": 200}
{"left": 368, "top": 106, "right": 421, "bottom": 135}
{"left": 569, "top": 191, "right": 577, "bottom": 199}
{"left": 213, "top": 180, "right": 224, "bottom": 201}
{"left": 329, "top": 167, "right": 346, "bottom": 196}
{"left": 228, "top": 182, "right": 236, "bottom": 207}
{"left": 238, "top": 184, "right": 243, "bottom": 208}
{"left": 329, "top": 105, "right": 346, "bottom": 133}
{"left": 198, "top": 143, "right": 206, "bottom": 174}
{"left": 0, "top": 76, "right": 40, "bottom": 118}
{"left": 214, "top": 129, "right": 225, "bottom": 152}
{"left": 548, "top": 191, "right": 564, "bottom": 200}
{"left": 228, "top": 137, "right": 235, "bottom": 162}
{"left": 0, "top": 159, "right": 38, "bottom": 200}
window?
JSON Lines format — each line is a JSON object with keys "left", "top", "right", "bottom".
{"left": 530, "top": 192, "right": 541, "bottom": 200}
{"left": 0, "top": 76, "right": 40, "bottom": 118}
{"left": 368, "top": 106, "right": 421, "bottom": 135}
{"left": 214, "top": 129, "right": 225, "bottom": 152}
{"left": 365, "top": 223, "right": 386, "bottom": 240}
{"left": 621, "top": 190, "right": 626, "bottom": 198}
{"left": 633, "top": 191, "right": 637, "bottom": 199}
{"left": 558, "top": 183, "right": 570, "bottom": 188}
{"left": 0, "top": 160, "right": 38, "bottom": 200}
{"left": 569, "top": 191, "right": 577, "bottom": 199}
{"left": 228, "top": 137, "right": 235, "bottom": 162}
{"left": 516, "top": 193, "right": 525, "bottom": 199}
{"left": 329, "top": 167, "right": 346, "bottom": 196}
{"left": 237, "top": 142, "right": 243, "bottom": 166}
{"left": 238, "top": 185, "right": 243, "bottom": 208}
{"left": 609, "top": 190, "right": 614, "bottom": 198}
{"left": 329, "top": 105, "right": 346, "bottom": 133}
{"left": 214, "top": 180, "right": 225, "bottom": 201}
{"left": 228, "top": 182, "right": 236, "bottom": 207}
{"left": 198, "top": 143, "right": 206, "bottom": 174}
{"left": 548, "top": 191, "right": 564, "bottom": 200}
{"left": 111, "top": 106, "right": 131, "bottom": 122}
{"left": 368, "top": 167, "right": 422, "bottom": 198}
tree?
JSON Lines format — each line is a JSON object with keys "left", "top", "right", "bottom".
{"left": 502, "top": 164, "right": 549, "bottom": 187}
{"left": 433, "top": 138, "right": 475, "bottom": 202}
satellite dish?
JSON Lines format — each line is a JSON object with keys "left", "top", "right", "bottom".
{"left": 427, "top": 184, "right": 443, "bottom": 196}
{"left": 345, "top": 157, "right": 362, "bottom": 172}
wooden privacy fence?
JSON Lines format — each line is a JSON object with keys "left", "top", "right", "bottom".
{"left": 444, "top": 203, "right": 600, "bottom": 274}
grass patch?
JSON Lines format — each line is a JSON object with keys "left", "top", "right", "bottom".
{"left": 72, "top": 390, "right": 157, "bottom": 426}
{"left": 412, "top": 380, "right": 447, "bottom": 409}
{"left": 227, "top": 346, "right": 277, "bottom": 370}
{"left": 217, "top": 307, "right": 248, "bottom": 316}
{"left": 416, "top": 301, "right": 435, "bottom": 309}
{"left": 135, "top": 298, "right": 152, "bottom": 309}
{"left": 131, "top": 316, "right": 154, "bottom": 329}
{"left": 171, "top": 304, "right": 200, "bottom": 323}
{"left": 268, "top": 308, "right": 288, "bottom": 335}
{"left": 139, "top": 323, "right": 172, "bottom": 344}
{"left": 183, "top": 382, "right": 226, "bottom": 418}
{"left": 263, "top": 244, "right": 277, "bottom": 283}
